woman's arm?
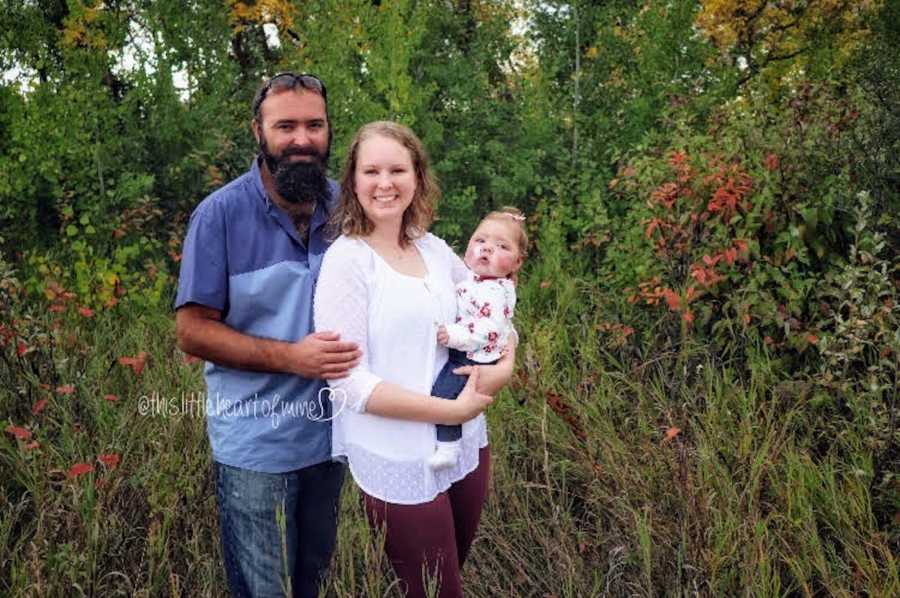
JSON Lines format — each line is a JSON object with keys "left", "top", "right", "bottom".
{"left": 365, "top": 367, "right": 492, "bottom": 425}
{"left": 315, "top": 240, "right": 383, "bottom": 412}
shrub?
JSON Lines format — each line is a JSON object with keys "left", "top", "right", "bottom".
{"left": 604, "top": 82, "right": 873, "bottom": 364}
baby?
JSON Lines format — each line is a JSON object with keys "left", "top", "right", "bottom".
{"left": 429, "top": 207, "right": 527, "bottom": 469}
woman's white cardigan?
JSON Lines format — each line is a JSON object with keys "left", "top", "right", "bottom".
{"left": 314, "top": 233, "right": 488, "bottom": 504}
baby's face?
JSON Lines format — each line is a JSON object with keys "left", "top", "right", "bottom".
{"left": 463, "top": 219, "right": 522, "bottom": 279}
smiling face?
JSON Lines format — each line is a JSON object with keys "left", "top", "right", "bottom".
{"left": 352, "top": 134, "right": 417, "bottom": 228}
{"left": 463, "top": 219, "right": 523, "bottom": 279}
{"left": 252, "top": 89, "right": 332, "bottom": 204}
{"left": 253, "top": 89, "right": 330, "bottom": 168}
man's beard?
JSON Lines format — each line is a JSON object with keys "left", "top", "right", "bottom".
{"left": 259, "top": 136, "right": 331, "bottom": 206}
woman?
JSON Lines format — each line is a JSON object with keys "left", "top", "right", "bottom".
{"left": 313, "top": 121, "right": 515, "bottom": 597}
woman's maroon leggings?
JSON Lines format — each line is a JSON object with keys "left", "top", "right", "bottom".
{"left": 362, "top": 446, "right": 491, "bottom": 598}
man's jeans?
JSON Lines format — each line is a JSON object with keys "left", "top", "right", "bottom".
{"left": 215, "top": 460, "right": 345, "bottom": 598}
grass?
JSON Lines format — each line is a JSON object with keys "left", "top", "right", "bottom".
{"left": 1, "top": 271, "right": 897, "bottom": 597}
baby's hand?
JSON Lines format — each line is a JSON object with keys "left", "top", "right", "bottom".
{"left": 437, "top": 325, "right": 450, "bottom": 346}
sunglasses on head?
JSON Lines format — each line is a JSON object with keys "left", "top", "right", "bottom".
{"left": 252, "top": 72, "right": 327, "bottom": 118}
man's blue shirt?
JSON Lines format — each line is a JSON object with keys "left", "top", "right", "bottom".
{"left": 175, "top": 157, "right": 338, "bottom": 473}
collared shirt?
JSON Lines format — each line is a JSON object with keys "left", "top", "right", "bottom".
{"left": 175, "top": 156, "right": 338, "bottom": 473}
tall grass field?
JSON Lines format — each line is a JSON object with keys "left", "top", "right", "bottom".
{"left": 2, "top": 260, "right": 896, "bottom": 597}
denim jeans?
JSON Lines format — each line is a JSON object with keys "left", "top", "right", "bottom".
{"left": 431, "top": 349, "right": 498, "bottom": 442}
{"left": 215, "top": 459, "right": 345, "bottom": 598}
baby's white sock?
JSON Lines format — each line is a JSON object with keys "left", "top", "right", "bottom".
{"left": 428, "top": 440, "right": 461, "bottom": 470}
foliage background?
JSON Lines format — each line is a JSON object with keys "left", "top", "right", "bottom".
{"left": 1, "top": 0, "right": 897, "bottom": 596}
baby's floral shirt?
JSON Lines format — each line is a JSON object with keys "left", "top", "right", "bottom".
{"left": 444, "top": 273, "right": 516, "bottom": 363}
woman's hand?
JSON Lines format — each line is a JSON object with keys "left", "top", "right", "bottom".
{"left": 453, "top": 337, "right": 516, "bottom": 396}
{"left": 450, "top": 367, "right": 493, "bottom": 423}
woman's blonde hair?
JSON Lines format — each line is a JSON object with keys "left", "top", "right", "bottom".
{"left": 332, "top": 121, "right": 439, "bottom": 245}
{"left": 481, "top": 206, "right": 529, "bottom": 258}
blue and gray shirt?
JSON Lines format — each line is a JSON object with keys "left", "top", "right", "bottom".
{"left": 175, "top": 157, "right": 338, "bottom": 473}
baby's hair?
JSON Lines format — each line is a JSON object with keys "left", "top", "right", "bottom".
{"left": 481, "top": 206, "right": 529, "bottom": 257}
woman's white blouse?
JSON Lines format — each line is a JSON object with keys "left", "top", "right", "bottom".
{"left": 314, "top": 233, "right": 488, "bottom": 504}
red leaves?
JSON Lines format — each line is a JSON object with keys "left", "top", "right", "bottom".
{"left": 645, "top": 218, "right": 663, "bottom": 239}
{"left": 32, "top": 399, "right": 48, "bottom": 415}
{"left": 66, "top": 454, "right": 122, "bottom": 482}
{"left": 707, "top": 185, "right": 740, "bottom": 217}
{"left": 595, "top": 321, "right": 635, "bottom": 348}
{"left": 56, "top": 384, "right": 75, "bottom": 395}
{"left": 632, "top": 277, "right": 700, "bottom": 329}
{"left": 68, "top": 463, "right": 94, "bottom": 479}
{"left": 16, "top": 340, "right": 29, "bottom": 357}
{"left": 0, "top": 324, "right": 14, "bottom": 346}
{"left": 694, "top": 240, "right": 750, "bottom": 289}
{"left": 702, "top": 253, "right": 721, "bottom": 267}
{"left": 651, "top": 153, "right": 694, "bottom": 207}
{"left": 118, "top": 351, "right": 148, "bottom": 376}
{"left": 633, "top": 278, "right": 664, "bottom": 306}
{"left": 98, "top": 453, "right": 120, "bottom": 470}
{"left": 651, "top": 182, "right": 680, "bottom": 209}
{"left": 78, "top": 306, "right": 94, "bottom": 318}
{"left": 704, "top": 164, "right": 753, "bottom": 221}
{"left": 663, "top": 426, "right": 682, "bottom": 443}
{"left": 663, "top": 288, "right": 681, "bottom": 311}
{"left": 7, "top": 426, "right": 39, "bottom": 450}
{"left": 764, "top": 153, "right": 780, "bottom": 171}
{"left": 103, "top": 394, "right": 119, "bottom": 402}
{"left": 43, "top": 280, "right": 66, "bottom": 301}
{"left": 546, "top": 391, "right": 587, "bottom": 442}
{"left": 690, "top": 265, "right": 722, "bottom": 286}
{"left": 668, "top": 150, "right": 688, "bottom": 168}
{"left": 723, "top": 247, "right": 738, "bottom": 266}
{"left": 5, "top": 425, "right": 32, "bottom": 440}
{"left": 670, "top": 151, "right": 694, "bottom": 188}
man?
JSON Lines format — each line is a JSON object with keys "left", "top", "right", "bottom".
{"left": 175, "top": 73, "right": 361, "bottom": 597}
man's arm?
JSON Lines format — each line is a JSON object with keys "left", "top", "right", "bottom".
{"left": 175, "top": 304, "right": 361, "bottom": 379}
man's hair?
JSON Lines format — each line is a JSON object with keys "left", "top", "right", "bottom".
{"left": 333, "top": 121, "right": 439, "bottom": 246}
{"left": 252, "top": 73, "right": 328, "bottom": 122}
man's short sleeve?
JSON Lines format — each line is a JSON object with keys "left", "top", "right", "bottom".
{"left": 174, "top": 199, "right": 228, "bottom": 312}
